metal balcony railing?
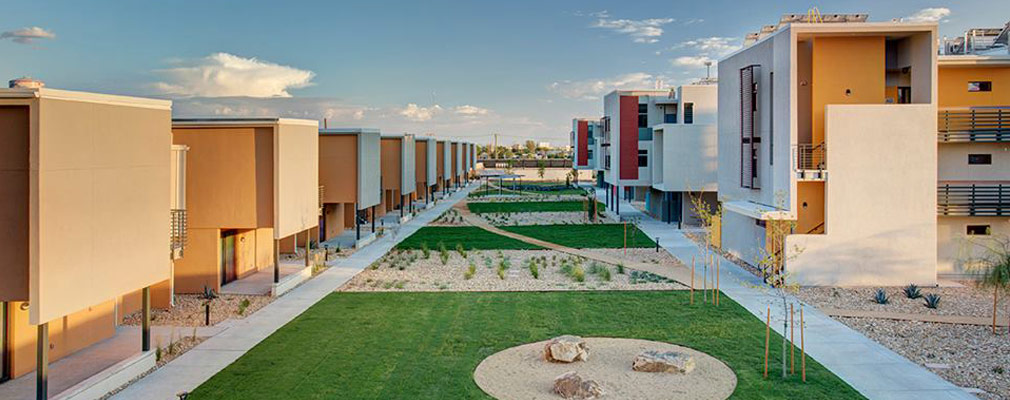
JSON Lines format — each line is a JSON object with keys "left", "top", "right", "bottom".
{"left": 938, "top": 183, "right": 1010, "bottom": 216}
{"left": 319, "top": 185, "right": 325, "bottom": 216}
{"left": 938, "top": 108, "right": 1010, "bottom": 142}
{"left": 796, "top": 143, "right": 826, "bottom": 171}
{"left": 170, "top": 209, "right": 187, "bottom": 258}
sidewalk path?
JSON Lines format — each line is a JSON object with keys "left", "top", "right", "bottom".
{"left": 453, "top": 201, "right": 693, "bottom": 285}
{"left": 593, "top": 186, "right": 974, "bottom": 400}
{"left": 111, "top": 186, "right": 478, "bottom": 400}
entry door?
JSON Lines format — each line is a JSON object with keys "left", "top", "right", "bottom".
{"left": 897, "top": 87, "right": 911, "bottom": 104}
{"left": 221, "top": 231, "right": 237, "bottom": 286}
{"left": 1, "top": 302, "right": 9, "bottom": 383}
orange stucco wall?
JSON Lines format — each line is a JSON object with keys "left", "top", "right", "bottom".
{"left": 319, "top": 135, "right": 358, "bottom": 205}
{"left": 436, "top": 142, "right": 445, "bottom": 181}
{"left": 938, "top": 66, "right": 1010, "bottom": 108}
{"left": 172, "top": 228, "right": 221, "bottom": 293}
{"left": 811, "top": 36, "right": 886, "bottom": 144}
{"left": 797, "top": 181, "right": 826, "bottom": 234}
{"left": 6, "top": 300, "right": 115, "bottom": 378}
{"left": 451, "top": 143, "right": 459, "bottom": 181}
{"left": 415, "top": 140, "right": 429, "bottom": 195}
{"left": 0, "top": 106, "right": 29, "bottom": 302}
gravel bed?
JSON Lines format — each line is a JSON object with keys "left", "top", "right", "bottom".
{"left": 467, "top": 194, "right": 591, "bottom": 203}
{"left": 480, "top": 211, "right": 612, "bottom": 226}
{"left": 97, "top": 336, "right": 206, "bottom": 400}
{"left": 122, "top": 294, "right": 272, "bottom": 327}
{"left": 797, "top": 285, "right": 1006, "bottom": 317}
{"left": 837, "top": 317, "right": 1009, "bottom": 399}
{"left": 429, "top": 208, "right": 469, "bottom": 226}
{"left": 338, "top": 249, "right": 684, "bottom": 292}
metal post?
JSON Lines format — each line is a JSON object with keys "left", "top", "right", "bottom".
{"left": 304, "top": 230, "right": 311, "bottom": 267}
{"left": 371, "top": 206, "right": 375, "bottom": 232}
{"left": 400, "top": 194, "right": 404, "bottom": 218}
{"left": 273, "top": 239, "right": 280, "bottom": 283}
{"left": 37, "top": 323, "right": 48, "bottom": 400}
{"left": 355, "top": 203, "right": 360, "bottom": 240}
{"left": 142, "top": 287, "right": 151, "bottom": 351}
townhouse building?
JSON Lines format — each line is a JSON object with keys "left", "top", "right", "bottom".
{"left": 415, "top": 136, "right": 439, "bottom": 207}
{"left": 717, "top": 16, "right": 938, "bottom": 286}
{"left": 571, "top": 118, "right": 603, "bottom": 180}
{"left": 436, "top": 139, "right": 449, "bottom": 194}
{"left": 319, "top": 128, "right": 381, "bottom": 247}
{"left": 936, "top": 22, "right": 1010, "bottom": 278}
{"left": 170, "top": 118, "right": 320, "bottom": 296}
{"left": 378, "top": 134, "right": 417, "bottom": 221}
{"left": 0, "top": 83, "right": 175, "bottom": 398}
{"left": 601, "top": 89, "right": 670, "bottom": 214}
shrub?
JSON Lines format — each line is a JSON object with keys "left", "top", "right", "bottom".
{"left": 237, "top": 299, "right": 251, "bottom": 316}
{"left": 923, "top": 293, "right": 941, "bottom": 309}
{"left": 572, "top": 265, "right": 585, "bottom": 282}
{"left": 528, "top": 259, "right": 539, "bottom": 279}
{"left": 903, "top": 283, "right": 922, "bottom": 299}
{"left": 394, "top": 280, "right": 406, "bottom": 289}
{"left": 616, "top": 263, "right": 625, "bottom": 275}
{"left": 873, "top": 288, "right": 889, "bottom": 304}
{"left": 421, "top": 243, "right": 431, "bottom": 259}
{"left": 464, "top": 262, "right": 476, "bottom": 280}
{"left": 497, "top": 264, "right": 506, "bottom": 280}
{"left": 456, "top": 243, "right": 467, "bottom": 259}
{"left": 438, "top": 241, "right": 450, "bottom": 265}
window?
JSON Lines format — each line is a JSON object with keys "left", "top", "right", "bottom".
{"left": 968, "top": 81, "right": 992, "bottom": 92}
{"left": 638, "top": 103, "right": 648, "bottom": 128}
{"left": 664, "top": 105, "right": 678, "bottom": 123}
{"left": 684, "top": 102, "right": 694, "bottom": 124}
{"left": 638, "top": 149, "right": 648, "bottom": 167}
{"left": 587, "top": 149, "right": 594, "bottom": 160}
{"left": 740, "top": 65, "right": 761, "bottom": 189}
{"left": 968, "top": 154, "right": 992, "bottom": 165}
{"left": 755, "top": 219, "right": 766, "bottom": 227}
{"left": 967, "top": 225, "right": 991, "bottom": 235}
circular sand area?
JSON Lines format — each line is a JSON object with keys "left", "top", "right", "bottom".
{"left": 474, "top": 338, "right": 736, "bottom": 400}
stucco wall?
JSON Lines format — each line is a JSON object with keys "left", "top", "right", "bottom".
{"left": 380, "top": 138, "right": 402, "bottom": 192}
{"left": 319, "top": 134, "right": 358, "bottom": 204}
{"left": 720, "top": 209, "right": 766, "bottom": 266}
{"left": 938, "top": 217, "right": 1010, "bottom": 278}
{"left": 938, "top": 142, "right": 1010, "bottom": 181}
{"left": 358, "top": 132, "right": 381, "bottom": 209}
{"left": 273, "top": 121, "right": 319, "bottom": 240}
{"left": 0, "top": 105, "right": 29, "bottom": 301}
{"left": 938, "top": 65, "right": 1010, "bottom": 107}
{"left": 786, "top": 105, "right": 937, "bottom": 286}
{"left": 653, "top": 123, "right": 718, "bottom": 192}
{"left": 34, "top": 97, "right": 171, "bottom": 324}
{"left": 401, "top": 135, "right": 416, "bottom": 194}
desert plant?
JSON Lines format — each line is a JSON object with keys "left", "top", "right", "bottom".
{"left": 873, "top": 288, "right": 889, "bottom": 304}
{"left": 961, "top": 231, "right": 1010, "bottom": 333}
{"left": 589, "top": 263, "right": 611, "bottom": 282}
{"left": 903, "top": 283, "right": 922, "bottom": 299}
{"left": 394, "top": 280, "right": 406, "bottom": 289}
{"left": 421, "top": 242, "right": 431, "bottom": 259}
{"left": 455, "top": 243, "right": 467, "bottom": 259}
{"left": 464, "top": 262, "right": 476, "bottom": 280}
{"left": 496, "top": 264, "right": 506, "bottom": 280}
{"left": 438, "top": 241, "right": 450, "bottom": 265}
{"left": 924, "top": 293, "right": 941, "bottom": 309}
{"left": 237, "top": 299, "right": 251, "bottom": 316}
{"left": 616, "top": 263, "right": 625, "bottom": 275}
{"left": 201, "top": 285, "right": 218, "bottom": 301}
{"left": 572, "top": 265, "right": 585, "bottom": 282}
{"left": 528, "top": 259, "right": 539, "bottom": 279}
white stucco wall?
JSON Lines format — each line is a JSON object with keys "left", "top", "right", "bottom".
{"left": 938, "top": 142, "right": 1010, "bottom": 181}
{"left": 425, "top": 138, "right": 437, "bottom": 184}
{"left": 652, "top": 123, "right": 718, "bottom": 192}
{"left": 401, "top": 135, "right": 416, "bottom": 194}
{"left": 358, "top": 131, "right": 381, "bottom": 208}
{"left": 786, "top": 105, "right": 937, "bottom": 286}
{"left": 274, "top": 120, "right": 320, "bottom": 239}
{"left": 938, "top": 216, "right": 1010, "bottom": 278}
{"left": 721, "top": 209, "right": 767, "bottom": 266}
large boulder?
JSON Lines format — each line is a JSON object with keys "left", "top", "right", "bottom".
{"left": 631, "top": 350, "right": 695, "bottom": 374}
{"left": 553, "top": 371, "right": 604, "bottom": 399}
{"left": 544, "top": 335, "right": 590, "bottom": 363}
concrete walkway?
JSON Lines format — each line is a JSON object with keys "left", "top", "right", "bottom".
{"left": 820, "top": 307, "right": 1009, "bottom": 328}
{"left": 595, "top": 187, "right": 974, "bottom": 400}
{"left": 111, "top": 184, "right": 478, "bottom": 400}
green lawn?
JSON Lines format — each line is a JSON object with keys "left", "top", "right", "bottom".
{"left": 501, "top": 223, "right": 657, "bottom": 248}
{"left": 467, "top": 200, "right": 592, "bottom": 214}
{"left": 189, "top": 291, "right": 863, "bottom": 399}
{"left": 395, "top": 226, "right": 542, "bottom": 250}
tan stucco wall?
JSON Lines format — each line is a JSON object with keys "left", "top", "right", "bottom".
{"left": 381, "top": 138, "right": 403, "bottom": 192}
{"left": 324, "top": 203, "right": 347, "bottom": 238}
{"left": 415, "top": 140, "right": 430, "bottom": 194}
{"left": 0, "top": 105, "right": 29, "bottom": 301}
{"left": 938, "top": 217, "right": 1010, "bottom": 277}
{"left": 436, "top": 142, "right": 446, "bottom": 189}
{"left": 172, "top": 227, "right": 221, "bottom": 293}
{"left": 938, "top": 142, "right": 1010, "bottom": 181}
{"left": 938, "top": 66, "right": 1010, "bottom": 108}
{"left": 7, "top": 299, "right": 115, "bottom": 378}
{"left": 33, "top": 97, "right": 171, "bottom": 324}
{"left": 320, "top": 135, "right": 358, "bottom": 204}
{"left": 786, "top": 105, "right": 937, "bottom": 286}
{"left": 273, "top": 121, "right": 319, "bottom": 239}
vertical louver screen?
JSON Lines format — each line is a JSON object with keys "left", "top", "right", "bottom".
{"left": 740, "top": 65, "right": 761, "bottom": 189}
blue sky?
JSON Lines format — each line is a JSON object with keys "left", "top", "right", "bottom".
{"left": 2, "top": 1, "right": 1007, "bottom": 144}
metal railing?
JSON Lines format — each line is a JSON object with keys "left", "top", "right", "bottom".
{"left": 318, "top": 185, "right": 325, "bottom": 216}
{"left": 938, "top": 108, "right": 1010, "bottom": 142}
{"left": 938, "top": 183, "right": 1010, "bottom": 216}
{"left": 170, "top": 209, "right": 187, "bottom": 258}
{"left": 796, "top": 143, "right": 826, "bottom": 171}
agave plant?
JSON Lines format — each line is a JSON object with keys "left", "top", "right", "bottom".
{"left": 873, "top": 288, "right": 889, "bottom": 304}
{"left": 923, "top": 293, "right": 941, "bottom": 309}
{"left": 903, "top": 283, "right": 922, "bottom": 299}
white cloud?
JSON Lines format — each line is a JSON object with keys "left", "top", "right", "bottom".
{"left": 1, "top": 26, "right": 55, "bottom": 44}
{"left": 672, "top": 56, "right": 715, "bottom": 68}
{"left": 674, "top": 37, "right": 741, "bottom": 57}
{"left": 454, "top": 105, "right": 489, "bottom": 116}
{"left": 548, "top": 72, "right": 656, "bottom": 100}
{"left": 902, "top": 7, "right": 951, "bottom": 23}
{"left": 399, "top": 103, "right": 443, "bottom": 121}
{"left": 152, "top": 53, "right": 315, "bottom": 98}
{"left": 592, "top": 16, "right": 674, "bottom": 43}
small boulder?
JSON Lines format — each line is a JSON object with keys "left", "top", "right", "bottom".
{"left": 632, "top": 350, "right": 695, "bottom": 374}
{"left": 553, "top": 371, "right": 604, "bottom": 399}
{"left": 544, "top": 335, "right": 590, "bottom": 363}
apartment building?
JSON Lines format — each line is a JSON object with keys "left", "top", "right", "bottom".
{"left": 936, "top": 23, "right": 1010, "bottom": 278}
{"left": 601, "top": 89, "right": 671, "bottom": 214}
{"left": 378, "top": 134, "right": 417, "bottom": 220}
{"left": 648, "top": 83, "right": 719, "bottom": 226}
{"left": 451, "top": 141, "right": 462, "bottom": 188}
{"left": 436, "top": 139, "right": 448, "bottom": 193}
{"left": 717, "top": 16, "right": 938, "bottom": 286}
{"left": 171, "top": 118, "right": 319, "bottom": 295}
{"left": 0, "top": 84, "right": 173, "bottom": 397}
{"left": 415, "top": 136, "right": 438, "bottom": 206}
{"left": 571, "top": 118, "right": 603, "bottom": 175}
{"left": 470, "top": 142, "right": 478, "bottom": 177}
{"left": 319, "top": 128, "right": 381, "bottom": 247}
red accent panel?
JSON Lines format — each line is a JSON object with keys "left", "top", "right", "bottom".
{"left": 619, "top": 95, "right": 639, "bottom": 180}
{"left": 577, "top": 120, "right": 589, "bottom": 166}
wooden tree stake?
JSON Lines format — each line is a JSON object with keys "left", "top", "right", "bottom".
{"left": 716, "top": 257, "right": 721, "bottom": 306}
{"left": 790, "top": 303, "right": 795, "bottom": 375}
{"left": 764, "top": 305, "right": 770, "bottom": 378}
{"left": 690, "top": 256, "right": 695, "bottom": 305}
{"left": 801, "top": 306, "right": 806, "bottom": 382}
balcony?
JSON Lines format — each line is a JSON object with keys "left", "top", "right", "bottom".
{"left": 170, "top": 209, "right": 187, "bottom": 259}
{"left": 938, "top": 183, "right": 1010, "bottom": 216}
{"left": 938, "top": 108, "right": 1010, "bottom": 142}
{"left": 794, "top": 143, "right": 827, "bottom": 181}
{"left": 319, "top": 185, "right": 325, "bottom": 216}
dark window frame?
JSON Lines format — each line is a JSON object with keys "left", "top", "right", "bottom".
{"left": 967, "top": 225, "right": 991, "bottom": 235}
{"left": 968, "top": 154, "right": 993, "bottom": 165}
{"left": 684, "top": 102, "right": 694, "bottom": 124}
{"left": 968, "top": 81, "right": 992, "bottom": 92}
{"left": 637, "top": 149, "right": 648, "bottom": 167}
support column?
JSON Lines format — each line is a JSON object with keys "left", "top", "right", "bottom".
{"left": 142, "top": 287, "right": 151, "bottom": 351}
{"left": 400, "top": 194, "right": 405, "bottom": 218}
{"left": 371, "top": 206, "right": 376, "bottom": 232}
{"left": 37, "top": 323, "right": 48, "bottom": 400}
{"left": 273, "top": 238, "right": 280, "bottom": 283}
{"left": 304, "top": 230, "right": 311, "bottom": 267}
{"left": 355, "top": 203, "right": 360, "bottom": 240}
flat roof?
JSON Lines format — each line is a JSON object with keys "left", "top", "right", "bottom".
{"left": 724, "top": 21, "right": 937, "bottom": 61}
{"left": 0, "top": 87, "right": 172, "bottom": 110}
{"left": 939, "top": 54, "right": 1010, "bottom": 67}
{"left": 319, "top": 127, "right": 381, "bottom": 135}
{"left": 173, "top": 117, "right": 318, "bottom": 127}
